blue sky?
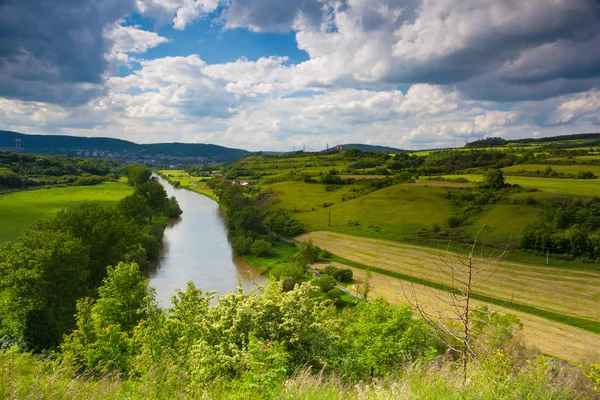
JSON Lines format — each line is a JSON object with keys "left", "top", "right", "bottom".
{"left": 0, "top": 0, "right": 599, "bottom": 151}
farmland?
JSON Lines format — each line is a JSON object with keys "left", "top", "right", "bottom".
{"left": 339, "top": 263, "right": 600, "bottom": 364}
{"left": 303, "top": 231, "right": 600, "bottom": 363}
{"left": 0, "top": 180, "right": 133, "bottom": 243}
{"left": 158, "top": 169, "right": 217, "bottom": 200}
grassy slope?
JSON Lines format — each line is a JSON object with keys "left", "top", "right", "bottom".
{"left": 273, "top": 182, "right": 454, "bottom": 242}
{"left": 0, "top": 180, "right": 133, "bottom": 243}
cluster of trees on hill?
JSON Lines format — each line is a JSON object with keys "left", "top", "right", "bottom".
{"left": 0, "top": 165, "right": 181, "bottom": 351}
{"left": 0, "top": 151, "right": 121, "bottom": 188}
{"left": 466, "top": 137, "right": 507, "bottom": 148}
{"left": 520, "top": 198, "right": 600, "bottom": 261}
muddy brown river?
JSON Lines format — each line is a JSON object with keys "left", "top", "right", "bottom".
{"left": 148, "top": 175, "right": 266, "bottom": 306}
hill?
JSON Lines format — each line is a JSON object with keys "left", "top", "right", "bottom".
{"left": 331, "top": 143, "right": 406, "bottom": 153}
{"left": 0, "top": 130, "right": 250, "bottom": 163}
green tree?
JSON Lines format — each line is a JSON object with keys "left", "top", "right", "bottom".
{"left": 135, "top": 182, "right": 169, "bottom": 221}
{"left": 166, "top": 196, "right": 183, "bottom": 218}
{"left": 124, "top": 165, "right": 152, "bottom": 186}
{"left": 481, "top": 169, "right": 506, "bottom": 190}
{"left": 0, "top": 229, "right": 89, "bottom": 349}
{"left": 117, "top": 194, "right": 152, "bottom": 225}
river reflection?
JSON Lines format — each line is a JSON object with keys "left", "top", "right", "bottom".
{"left": 148, "top": 175, "right": 266, "bottom": 307}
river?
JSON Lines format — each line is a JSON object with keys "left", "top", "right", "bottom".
{"left": 148, "top": 175, "right": 266, "bottom": 306}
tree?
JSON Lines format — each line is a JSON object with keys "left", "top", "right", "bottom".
{"left": 124, "top": 165, "right": 152, "bottom": 186}
{"left": 117, "top": 193, "right": 152, "bottom": 225}
{"left": 166, "top": 196, "right": 183, "bottom": 218}
{"left": 405, "top": 224, "right": 513, "bottom": 387}
{"left": 0, "top": 229, "right": 89, "bottom": 349}
{"left": 481, "top": 169, "right": 506, "bottom": 190}
{"left": 135, "top": 182, "right": 169, "bottom": 221}
{"left": 38, "top": 204, "right": 141, "bottom": 289}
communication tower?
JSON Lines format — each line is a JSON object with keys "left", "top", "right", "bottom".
{"left": 14, "top": 139, "right": 21, "bottom": 148}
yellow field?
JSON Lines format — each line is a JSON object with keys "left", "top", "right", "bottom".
{"left": 298, "top": 232, "right": 600, "bottom": 322}
{"left": 331, "top": 263, "right": 600, "bottom": 364}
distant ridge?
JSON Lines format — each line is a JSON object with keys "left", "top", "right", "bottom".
{"left": 324, "top": 143, "right": 406, "bottom": 153}
{"left": 0, "top": 130, "right": 251, "bottom": 162}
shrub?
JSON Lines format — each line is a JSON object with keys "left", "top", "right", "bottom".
{"left": 314, "top": 275, "right": 336, "bottom": 292}
{"left": 231, "top": 235, "right": 254, "bottom": 255}
{"left": 323, "top": 265, "right": 353, "bottom": 283}
{"left": 250, "top": 239, "right": 272, "bottom": 257}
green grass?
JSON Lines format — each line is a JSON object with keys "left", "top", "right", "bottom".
{"left": 241, "top": 240, "right": 298, "bottom": 275}
{"left": 271, "top": 181, "right": 361, "bottom": 212}
{"left": 467, "top": 203, "right": 542, "bottom": 244}
{"left": 0, "top": 181, "right": 133, "bottom": 243}
{"left": 288, "top": 183, "right": 454, "bottom": 242}
{"left": 158, "top": 170, "right": 217, "bottom": 200}
{"left": 441, "top": 174, "right": 600, "bottom": 196}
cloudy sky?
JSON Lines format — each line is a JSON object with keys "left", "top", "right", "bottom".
{"left": 1, "top": 0, "right": 599, "bottom": 151}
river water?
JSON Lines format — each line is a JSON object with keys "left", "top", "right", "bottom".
{"left": 148, "top": 176, "right": 266, "bottom": 306}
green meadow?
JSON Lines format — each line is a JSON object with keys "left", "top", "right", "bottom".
{"left": 272, "top": 182, "right": 455, "bottom": 242}
{"left": 0, "top": 181, "right": 133, "bottom": 243}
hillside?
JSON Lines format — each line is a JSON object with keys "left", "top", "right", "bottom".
{"left": 0, "top": 130, "right": 251, "bottom": 163}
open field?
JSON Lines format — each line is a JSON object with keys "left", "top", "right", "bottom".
{"left": 502, "top": 164, "right": 600, "bottom": 175}
{"left": 439, "top": 174, "right": 600, "bottom": 196}
{"left": 298, "top": 232, "right": 600, "bottom": 326}
{"left": 275, "top": 183, "right": 455, "bottom": 242}
{"left": 0, "top": 181, "right": 133, "bottom": 243}
{"left": 331, "top": 263, "right": 600, "bottom": 364}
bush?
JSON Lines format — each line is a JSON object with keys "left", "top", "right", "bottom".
{"left": 231, "top": 235, "right": 254, "bottom": 255}
{"left": 446, "top": 215, "right": 461, "bottom": 228}
{"left": 314, "top": 275, "right": 336, "bottom": 292}
{"left": 327, "top": 288, "right": 343, "bottom": 305}
{"left": 250, "top": 239, "right": 272, "bottom": 257}
{"left": 323, "top": 265, "right": 353, "bottom": 283}
{"left": 319, "top": 249, "right": 332, "bottom": 259}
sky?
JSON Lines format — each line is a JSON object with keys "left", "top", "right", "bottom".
{"left": 0, "top": 0, "right": 599, "bottom": 151}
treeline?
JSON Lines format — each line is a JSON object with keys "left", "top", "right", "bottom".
{"left": 520, "top": 198, "right": 600, "bottom": 261}
{"left": 506, "top": 167, "right": 597, "bottom": 179}
{"left": 0, "top": 165, "right": 181, "bottom": 351}
{"left": 0, "top": 150, "right": 121, "bottom": 188}
{"left": 466, "top": 137, "right": 507, "bottom": 148}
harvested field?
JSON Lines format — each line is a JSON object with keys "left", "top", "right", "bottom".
{"left": 332, "top": 263, "right": 600, "bottom": 364}
{"left": 298, "top": 231, "right": 600, "bottom": 322}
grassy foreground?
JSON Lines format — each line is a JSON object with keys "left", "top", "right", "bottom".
{"left": 0, "top": 180, "right": 133, "bottom": 243}
{"left": 0, "top": 345, "right": 591, "bottom": 400}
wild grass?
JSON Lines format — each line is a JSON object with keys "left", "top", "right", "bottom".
{"left": 0, "top": 349, "right": 591, "bottom": 399}
{"left": 0, "top": 180, "right": 133, "bottom": 243}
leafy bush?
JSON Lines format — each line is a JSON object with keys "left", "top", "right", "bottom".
{"left": 323, "top": 265, "right": 353, "bottom": 283}
{"left": 250, "top": 239, "right": 272, "bottom": 257}
{"left": 314, "top": 275, "right": 336, "bottom": 292}
{"left": 166, "top": 196, "right": 183, "bottom": 218}
{"left": 231, "top": 235, "right": 254, "bottom": 255}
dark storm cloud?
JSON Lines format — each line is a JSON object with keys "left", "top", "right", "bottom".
{"left": 0, "top": 0, "right": 135, "bottom": 105}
